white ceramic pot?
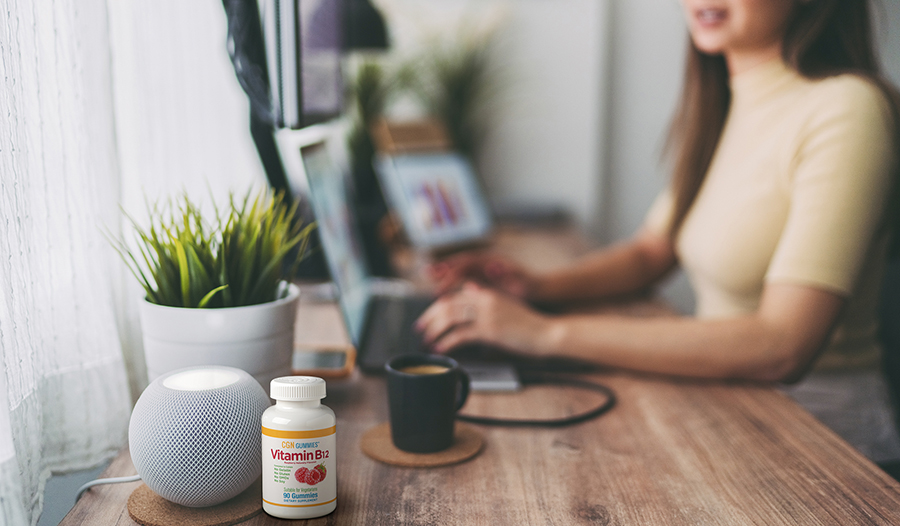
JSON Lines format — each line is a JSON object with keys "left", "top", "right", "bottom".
{"left": 139, "top": 283, "right": 300, "bottom": 388}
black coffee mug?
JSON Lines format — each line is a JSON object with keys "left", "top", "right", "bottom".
{"left": 385, "top": 354, "right": 470, "bottom": 453}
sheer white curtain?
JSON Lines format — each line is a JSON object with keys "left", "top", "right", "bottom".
{"left": 1, "top": 0, "right": 263, "bottom": 523}
{"left": 0, "top": 1, "right": 131, "bottom": 522}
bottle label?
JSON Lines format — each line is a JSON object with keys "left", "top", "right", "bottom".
{"left": 262, "top": 425, "right": 336, "bottom": 509}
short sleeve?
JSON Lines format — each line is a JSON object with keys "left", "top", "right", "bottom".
{"left": 766, "top": 78, "right": 896, "bottom": 294}
{"left": 642, "top": 189, "right": 674, "bottom": 237}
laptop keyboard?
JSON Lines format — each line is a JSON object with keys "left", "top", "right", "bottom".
{"left": 360, "top": 295, "right": 433, "bottom": 372}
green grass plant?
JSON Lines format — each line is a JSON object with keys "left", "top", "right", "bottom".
{"left": 111, "top": 190, "right": 314, "bottom": 308}
{"left": 405, "top": 31, "right": 501, "bottom": 165}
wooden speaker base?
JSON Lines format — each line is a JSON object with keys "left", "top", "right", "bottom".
{"left": 126, "top": 479, "right": 262, "bottom": 526}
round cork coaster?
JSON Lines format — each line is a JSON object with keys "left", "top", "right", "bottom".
{"left": 127, "top": 478, "right": 262, "bottom": 526}
{"left": 360, "top": 422, "right": 484, "bottom": 467}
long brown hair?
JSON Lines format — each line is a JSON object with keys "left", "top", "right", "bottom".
{"left": 666, "top": 0, "right": 900, "bottom": 239}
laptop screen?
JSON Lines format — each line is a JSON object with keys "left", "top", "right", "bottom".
{"left": 300, "top": 141, "right": 370, "bottom": 345}
{"left": 375, "top": 152, "right": 493, "bottom": 250}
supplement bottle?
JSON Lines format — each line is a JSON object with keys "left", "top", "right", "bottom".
{"left": 262, "top": 376, "right": 336, "bottom": 519}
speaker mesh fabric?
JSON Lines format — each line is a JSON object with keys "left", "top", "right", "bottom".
{"left": 129, "top": 367, "right": 271, "bottom": 507}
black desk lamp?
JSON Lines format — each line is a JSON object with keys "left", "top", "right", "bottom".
{"left": 344, "top": 0, "right": 389, "bottom": 50}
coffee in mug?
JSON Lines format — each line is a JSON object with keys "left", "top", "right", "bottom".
{"left": 399, "top": 364, "right": 450, "bottom": 375}
{"left": 385, "top": 355, "right": 470, "bottom": 453}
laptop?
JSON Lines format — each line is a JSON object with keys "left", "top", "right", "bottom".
{"left": 299, "top": 138, "right": 520, "bottom": 390}
{"left": 374, "top": 152, "right": 493, "bottom": 253}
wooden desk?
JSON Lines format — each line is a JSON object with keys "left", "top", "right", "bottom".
{"left": 61, "top": 226, "right": 900, "bottom": 525}
{"left": 62, "top": 368, "right": 900, "bottom": 525}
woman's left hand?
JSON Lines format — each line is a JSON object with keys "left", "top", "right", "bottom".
{"left": 415, "top": 282, "right": 555, "bottom": 355}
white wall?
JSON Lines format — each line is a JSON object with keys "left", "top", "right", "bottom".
{"left": 598, "top": 0, "right": 684, "bottom": 243}
{"left": 598, "top": 0, "right": 692, "bottom": 310}
{"left": 875, "top": 0, "right": 900, "bottom": 87}
{"left": 476, "top": 1, "right": 608, "bottom": 227}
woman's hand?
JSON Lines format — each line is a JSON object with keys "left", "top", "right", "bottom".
{"left": 428, "top": 253, "right": 537, "bottom": 298}
{"left": 415, "top": 282, "right": 556, "bottom": 355}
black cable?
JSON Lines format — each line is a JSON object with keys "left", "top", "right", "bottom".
{"left": 457, "top": 372, "right": 616, "bottom": 428}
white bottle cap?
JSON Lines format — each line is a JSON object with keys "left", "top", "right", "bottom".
{"left": 270, "top": 376, "right": 326, "bottom": 401}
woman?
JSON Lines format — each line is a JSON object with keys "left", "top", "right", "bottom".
{"left": 416, "top": 0, "right": 900, "bottom": 462}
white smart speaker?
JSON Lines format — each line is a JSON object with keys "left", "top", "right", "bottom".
{"left": 128, "top": 366, "right": 271, "bottom": 507}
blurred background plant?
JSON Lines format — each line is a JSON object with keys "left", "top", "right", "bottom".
{"left": 409, "top": 29, "right": 502, "bottom": 167}
{"left": 346, "top": 60, "right": 403, "bottom": 199}
{"left": 110, "top": 189, "right": 314, "bottom": 308}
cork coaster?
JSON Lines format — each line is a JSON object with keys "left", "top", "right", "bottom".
{"left": 127, "top": 478, "right": 262, "bottom": 526}
{"left": 360, "top": 422, "right": 484, "bottom": 467}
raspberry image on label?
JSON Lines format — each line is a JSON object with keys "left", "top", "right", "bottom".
{"left": 304, "top": 464, "right": 327, "bottom": 485}
{"left": 294, "top": 467, "right": 309, "bottom": 483}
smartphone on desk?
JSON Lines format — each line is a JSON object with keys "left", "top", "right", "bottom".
{"left": 292, "top": 346, "right": 356, "bottom": 379}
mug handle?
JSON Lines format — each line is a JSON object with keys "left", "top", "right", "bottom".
{"left": 454, "top": 369, "right": 470, "bottom": 411}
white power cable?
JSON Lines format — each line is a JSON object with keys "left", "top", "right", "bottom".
{"left": 75, "top": 475, "right": 142, "bottom": 502}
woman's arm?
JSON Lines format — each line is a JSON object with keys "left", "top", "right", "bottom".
{"left": 416, "top": 281, "right": 844, "bottom": 383}
{"left": 430, "top": 229, "right": 677, "bottom": 303}
{"left": 531, "top": 228, "right": 677, "bottom": 303}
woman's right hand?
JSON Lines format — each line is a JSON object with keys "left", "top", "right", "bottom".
{"left": 428, "top": 253, "right": 538, "bottom": 299}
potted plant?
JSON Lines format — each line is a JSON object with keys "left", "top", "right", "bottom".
{"left": 111, "top": 190, "right": 314, "bottom": 386}
{"left": 410, "top": 31, "right": 501, "bottom": 173}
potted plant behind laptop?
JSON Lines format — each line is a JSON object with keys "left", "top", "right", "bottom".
{"left": 408, "top": 29, "right": 501, "bottom": 183}
{"left": 110, "top": 189, "right": 314, "bottom": 386}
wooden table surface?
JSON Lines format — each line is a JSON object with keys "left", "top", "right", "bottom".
{"left": 62, "top": 369, "right": 900, "bottom": 525}
{"left": 61, "top": 225, "right": 900, "bottom": 525}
